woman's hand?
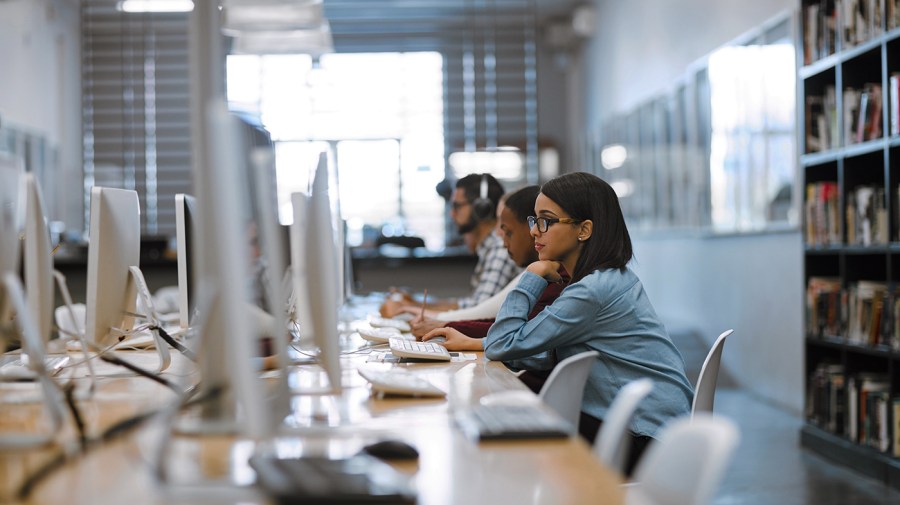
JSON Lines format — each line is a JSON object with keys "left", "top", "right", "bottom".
{"left": 410, "top": 316, "right": 446, "bottom": 338}
{"left": 422, "top": 327, "right": 483, "bottom": 352}
{"left": 526, "top": 260, "right": 563, "bottom": 282}
{"left": 380, "top": 289, "right": 413, "bottom": 317}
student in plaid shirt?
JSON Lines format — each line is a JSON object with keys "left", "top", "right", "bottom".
{"left": 381, "top": 173, "right": 520, "bottom": 315}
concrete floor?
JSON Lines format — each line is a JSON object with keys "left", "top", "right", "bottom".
{"left": 670, "top": 329, "right": 900, "bottom": 505}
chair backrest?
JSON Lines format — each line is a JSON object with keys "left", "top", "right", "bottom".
{"left": 691, "top": 329, "right": 733, "bottom": 418}
{"left": 626, "top": 414, "right": 740, "bottom": 505}
{"left": 538, "top": 350, "right": 600, "bottom": 430}
{"left": 593, "top": 378, "right": 654, "bottom": 476}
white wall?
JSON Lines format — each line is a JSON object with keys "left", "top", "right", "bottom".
{"left": 0, "top": 0, "right": 82, "bottom": 232}
{"left": 631, "top": 232, "right": 803, "bottom": 414}
{"left": 578, "top": 0, "right": 803, "bottom": 414}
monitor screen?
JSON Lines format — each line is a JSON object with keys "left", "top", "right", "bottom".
{"left": 0, "top": 155, "right": 22, "bottom": 276}
{"left": 175, "top": 193, "right": 197, "bottom": 330}
{"left": 84, "top": 187, "right": 140, "bottom": 347}
{"left": 0, "top": 155, "right": 23, "bottom": 324}
{"left": 24, "top": 173, "right": 54, "bottom": 344}
{"left": 292, "top": 152, "right": 342, "bottom": 393}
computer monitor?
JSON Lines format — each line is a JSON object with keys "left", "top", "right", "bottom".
{"left": 23, "top": 173, "right": 54, "bottom": 344}
{"left": 0, "top": 155, "right": 23, "bottom": 327}
{"left": 84, "top": 187, "right": 140, "bottom": 347}
{"left": 175, "top": 193, "right": 197, "bottom": 330}
{"left": 84, "top": 186, "right": 171, "bottom": 372}
{"left": 0, "top": 156, "right": 22, "bottom": 275}
{"left": 183, "top": 102, "right": 273, "bottom": 438}
{"left": 291, "top": 151, "right": 342, "bottom": 393}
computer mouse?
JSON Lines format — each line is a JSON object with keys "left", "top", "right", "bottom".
{"left": 425, "top": 336, "right": 447, "bottom": 345}
{"left": 360, "top": 439, "right": 419, "bottom": 460}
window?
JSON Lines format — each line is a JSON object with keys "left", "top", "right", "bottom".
{"left": 226, "top": 52, "right": 446, "bottom": 250}
{"left": 707, "top": 20, "right": 796, "bottom": 231}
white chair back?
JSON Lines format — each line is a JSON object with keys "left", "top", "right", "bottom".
{"left": 538, "top": 350, "right": 599, "bottom": 430}
{"left": 594, "top": 378, "right": 654, "bottom": 475}
{"left": 626, "top": 414, "right": 740, "bottom": 505}
{"left": 691, "top": 329, "right": 733, "bottom": 417}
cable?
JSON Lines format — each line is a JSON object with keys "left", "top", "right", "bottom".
{"left": 62, "top": 382, "right": 87, "bottom": 450}
{"left": 150, "top": 325, "right": 196, "bottom": 362}
{"left": 98, "top": 353, "right": 179, "bottom": 391}
{"left": 15, "top": 382, "right": 217, "bottom": 501}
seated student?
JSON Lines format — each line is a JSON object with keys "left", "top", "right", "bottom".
{"left": 381, "top": 173, "right": 520, "bottom": 316}
{"left": 473, "top": 172, "right": 693, "bottom": 477}
{"left": 414, "top": 186, "right": 564, "bottom": 344}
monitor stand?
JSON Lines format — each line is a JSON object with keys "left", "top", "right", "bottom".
{"left": 128, "top": 265, "right": 173, "bottom": 373}
{"left": 52, "top": 270, "right": 97, "bottom": 393}
{"left": 0, "top": 272, "right": 66, "bottom": 451}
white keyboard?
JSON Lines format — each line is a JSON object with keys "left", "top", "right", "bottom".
{"left": 368, "top": 316, "right": 412, "bottom": 333}
{"left": 388, "top": 338, "right": 451, "bottom": 361}
{"left": 357, "top": 326, "right": 403, "bottom": 343}
{"left": 0, "top": 355, "right": 70, "bottom": 380}
{"left": 357, "top": 368, "right": 446, "bottom": 397}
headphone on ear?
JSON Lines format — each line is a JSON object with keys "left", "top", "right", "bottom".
{"left": 471, "top": 174, "right": 495, "bottom": 221}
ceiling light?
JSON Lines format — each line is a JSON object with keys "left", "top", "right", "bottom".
{"left": 117, "top": 0, "right": 194, "bottom": 13}
{"left": 601, "top": 144, "right": 627, "bottom": 170}
{"left": 229, "top": 25, "right": 334, "bottom": 56}
{"left": 222, "top": 0, "right": 324, "bottom": 33}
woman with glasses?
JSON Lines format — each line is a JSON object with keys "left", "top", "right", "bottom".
{"left": 469, "top": 171, "right": 692, "bottom": 477}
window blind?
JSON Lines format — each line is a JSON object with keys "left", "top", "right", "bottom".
{"left": 81, "top": 0, "right": 192, "bottom": 238}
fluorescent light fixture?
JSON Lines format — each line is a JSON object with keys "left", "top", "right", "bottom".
{"left": 600, "top": 144, "right": 627, "bottom": 170}
{"left": 117, "top": 0, "right": 194, "bottom": 13}
{"left": 229, "top": 25, "right": 334, "bottom": 56}
{"left": 222, "top": 0, "right": 325, "bottom": 33}
{"left": 449, "top": 150, "right": 524, "bottom": 180}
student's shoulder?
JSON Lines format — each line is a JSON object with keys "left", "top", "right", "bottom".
{"left": 576, "top": 268, "right": 641, "bottom": 294}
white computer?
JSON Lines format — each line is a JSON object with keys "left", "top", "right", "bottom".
{"left": 289, "top": 152, "right": 343, "bottom": 394}
{"left": 0, "top": 158, "right": 67, "bottom": 449}
{"left": 175, "top": 103, "right": 275, "bottom": 438}
{"left": 175, "top": 193, "right": 197, "bottom": 330}
{"left": 0, "top": 155, "right": 23, "bottom": 327}
{"left": 23, "top": 173, "right": 54, "bottom": 345}
{"left": 84, "top": 186, "right": 171, "bottom": 372}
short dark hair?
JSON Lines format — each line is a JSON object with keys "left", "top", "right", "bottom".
{"left": 456, "top": 173, "right": 504, "bottom": 208}
{"left": 539, "top": 172, "right": 632, "bottom": 282}
{"left": 503, "top": 185, "right": 540, "bottom": 224}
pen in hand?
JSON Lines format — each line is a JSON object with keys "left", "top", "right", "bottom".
{"left": 419, "top": 289, "right": 427, "bottom": 320}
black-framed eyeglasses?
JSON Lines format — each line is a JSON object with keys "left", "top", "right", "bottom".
{"left": 527, "top": 216, "right": 581, "bottom": 233}
{"left": 451, "top": 201, "right": 470, "bottom": 211}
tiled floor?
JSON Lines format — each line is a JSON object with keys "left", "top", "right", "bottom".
{"left": 670, "top": 329, "right": 900, "bottom": 505}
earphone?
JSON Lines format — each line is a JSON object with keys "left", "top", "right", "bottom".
{"left": 471, "top": 173, "right": 495, "bottom": 221}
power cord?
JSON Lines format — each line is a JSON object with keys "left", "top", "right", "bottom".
{"left": 14, "top": 382, "right": 214, "bottom": 501}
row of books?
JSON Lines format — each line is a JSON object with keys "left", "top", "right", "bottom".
{"left": 805, "top": 182, "right": 900, "bottom": 245}
{"left": 805, "top": 277, "right": 900, "bottom": 349}
{"left": 845, "top": 83, "right": 883, "bottom": 144}
{"left": 806, "top": 364, "right": 900, "bottom": 456}
{"left": 846, "top": 184, "right": 888, "bottom": 246}
{"left": 803, "top": 0, "right": 900, "bottom": 65}
{"left": 805, "top": 181, "right": 840, "bottom": 246}
{"left": 805, "top": 79, "right": 899, "bottom": 153}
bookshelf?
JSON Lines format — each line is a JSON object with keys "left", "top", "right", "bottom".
{"left": 800, "top": 0, "right": 900, "bottom": 489}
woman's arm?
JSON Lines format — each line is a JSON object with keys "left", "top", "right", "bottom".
{"left": 434, "top": 271, "right": 523, "bottom": 322}
{"left": 483, "top": 272, "right": 597, "bottom": 361}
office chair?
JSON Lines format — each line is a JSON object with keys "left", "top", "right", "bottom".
{"left": 538, "top": 350, "right": 599, "bottom": 431}
{"left": 593, "top": 378, "right": 654, "bottom": 476}
{"left": 625, "top": 414, "right": 740, "bottom": 505}
{"left": 692, "top": 329, "right": 734, "bottom": 418}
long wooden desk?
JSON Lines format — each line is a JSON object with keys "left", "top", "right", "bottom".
{"left": 0, "top": 339, "right": 623, "bottom": 505}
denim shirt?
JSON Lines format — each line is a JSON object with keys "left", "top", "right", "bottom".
{"left": 484, "top": 268, "right": 694, "bottom": 438}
